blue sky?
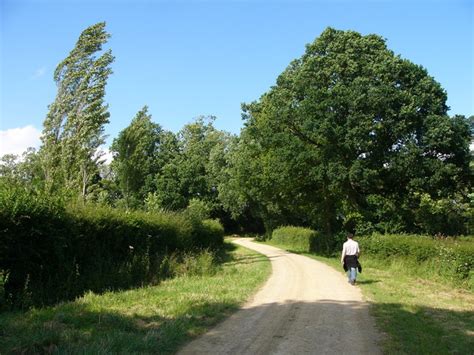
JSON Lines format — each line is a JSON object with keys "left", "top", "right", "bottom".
{"left": 1, "top": 0, "right": 473, "bottom": 156}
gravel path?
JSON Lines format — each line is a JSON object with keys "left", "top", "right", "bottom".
{"left": 178, "top": 238, "right": 382, "bottom": 354}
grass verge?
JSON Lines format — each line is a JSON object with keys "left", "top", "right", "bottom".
{"left": 263, "top": 239, "right": 474, "bottom": 354}
{"left": 0, "top": 241, "right": 270, "bottom": 354}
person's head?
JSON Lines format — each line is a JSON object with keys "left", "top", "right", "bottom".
{"left": 347, "top": 232, "right": 354, "bottom": 240}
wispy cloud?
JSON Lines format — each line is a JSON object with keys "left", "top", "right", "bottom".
{"left": 0, "top": 125, "right": 41, "bottom": 157}
{"left": 32, "top": 66, "right": 46, "bottom": 79}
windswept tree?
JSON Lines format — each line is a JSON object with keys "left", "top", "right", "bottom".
{"left": 40, "top": 22, "right": 114, "bottom": 198}
{"left": 232, "top": 27, "right": 471, "bottom": 236}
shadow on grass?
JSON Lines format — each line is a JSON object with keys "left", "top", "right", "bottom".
{"left": 223, "top": 255, "right": 269, "bottom": 267}
{"left": 1, "top": 298, "right": 471, "bottom": 354}
{"left": 355, "top": 280, "right": 381, "bottom": 285}
{"left": 214, "top": 241, "right": 238, "bottom": 264}
{"left": 370, "top": 302, "right": 474, "bottom": 354}
{"left": 190, "top": 300, "right": 473, "bottom": 354}
{"left": 0, "top": 299, "right": 241, "bottom": 354}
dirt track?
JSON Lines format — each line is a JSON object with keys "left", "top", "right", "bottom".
{"left": 178, "top": 238, "right": 381, "bottom": 354}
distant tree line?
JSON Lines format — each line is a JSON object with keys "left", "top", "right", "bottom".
{"left": 1, "top": 23, "right": 472, "bottom": 239}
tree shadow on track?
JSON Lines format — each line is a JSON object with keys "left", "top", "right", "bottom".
{"left": 179, "top": 300, "right": 473, "bottom": 355}
{"left": 1, "top": 298, "right": 472, "bottom": 354}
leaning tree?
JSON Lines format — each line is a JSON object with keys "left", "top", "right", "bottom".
{"left": 40, "top": 22, "right": 114, "bottom": 198}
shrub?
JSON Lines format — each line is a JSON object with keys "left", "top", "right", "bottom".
{"left": 359, "top": 234, "right": 474, "bottom": 286}
{"left": 271, "top": 226, "right": 319, "bottom": 253}
{"left": 414, "top": 193, "right": 468, "bottom": 236}
{"left": 0, "top": 183, "right": 68, "bottom": 308}
{"left": 193, "top": 219, "right": 224, "bottom": 249}
{"left": 185, "top": 198, "right": 211, "bottom": 221}
{"left": 0, "top": 184, "right": 224, "bottom": 309}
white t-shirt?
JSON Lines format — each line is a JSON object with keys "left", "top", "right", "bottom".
{"left": 342, "top": 239, "right": 360, "bottom": 257}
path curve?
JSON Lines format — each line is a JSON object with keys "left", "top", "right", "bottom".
{"left": 179, "top": 238, "right": 381, "bottom": 354}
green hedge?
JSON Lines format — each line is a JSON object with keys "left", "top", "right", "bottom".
{"left": 359, "top": 234, "right": 474, "bottom": 285}
{"left": 271, "top": 226, "right": 319, "bottom": 253}
{"left": 195, "top": 219, "right": 225, "bottom": 249}
{"left": 0, "top": 185, "right": 224, "bottom": 309}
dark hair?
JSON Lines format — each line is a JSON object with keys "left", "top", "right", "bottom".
{"left": 347, "top": 232, "right": 354, "bottom": 239}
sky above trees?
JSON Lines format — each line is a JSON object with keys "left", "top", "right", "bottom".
{"left": 1, "top": 0, "right": 472, "bottom": 156}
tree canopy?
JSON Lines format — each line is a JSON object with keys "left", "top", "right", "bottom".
{"left": 1, "top": 25, "right": 471, "bottom": 237}
{"left": 224, "top": 27, "right": 471, "bottom": 237}
{"left": 110, "top": 106, "right": 165, "bottom": 208}
{"left": 39, "top": 22, "right": 114, "bottom": 198}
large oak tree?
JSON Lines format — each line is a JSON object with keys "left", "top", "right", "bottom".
{"left": 226, "top": 27, "right": 471, "bottom": 236}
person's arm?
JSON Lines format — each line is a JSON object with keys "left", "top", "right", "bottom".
{"left": 341, "top": 244, "right": 346, "bottom": 264}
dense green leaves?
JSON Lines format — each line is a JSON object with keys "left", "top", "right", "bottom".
{"left": 154, "top": 117, "right": 235, "bottom": 215}
{"left": 271, "top": 226, "right": 319, "bottom": 253}
{"left": 111, "top": 106, "right": 168, "bottom": 208}
{"left": 359, "top": 234, "right": 474, "bottom": 285}
{"left": 227, "top": 27, "right": 472, "bottom": 236}
{"left": 0, "top": 183, "right": 223, "bottom": 308}
{"left": 4, "top": 24, "right": 468, "bottom": 236}
{"left": 40, "top": 22, "right": 114, "bottom": 198}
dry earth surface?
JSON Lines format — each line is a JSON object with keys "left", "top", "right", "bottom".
{"left": 179, "top": 238, "right": 382, "bottom": 354}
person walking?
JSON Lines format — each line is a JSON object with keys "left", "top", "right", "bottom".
{"left": 341, "top": 232, "right": 360, "bottom": 285}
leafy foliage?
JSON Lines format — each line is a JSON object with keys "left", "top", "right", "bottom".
{"left": 110, "top": 106, "right": 168, "bottom": 208}
{"left": 39, "top": 22, "right": 114, "bottom": 198}
{"left": 359, "top": 234, "right": 474, "bottom": 285}
{"left": 225, "top": 27, "right": 472, "bottom": 237}
{"left": 154, "top": 117, "right": 235, "bottom": 218}
{"left": 0, "top": 184, "right": 223, "bottom": 309}
{"left": 0, "top": 148, "right": 43, "bottom": 188}
{"left": 271, "top": 226, "right": 319, "bottom": 253}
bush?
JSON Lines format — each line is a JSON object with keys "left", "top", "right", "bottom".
{"left": 193, "top": 219, "right": 224, "bottom": 249}
{"left": 414, "top": 193, "right": 468, "bottom": 236}
{"left": 0, "top": 184, "right": 224, "bottom": 309}
{"left": 271, "top": 226, "right": 319, "bottom": 253}
{"left": 359, "top": 234, "right": 474, "bottom": 286}
{"left": 0, "top": 183, "right": 68, "bottom": 308}
{"left": 185, "top": 198, "right": 211, "bottom": 221}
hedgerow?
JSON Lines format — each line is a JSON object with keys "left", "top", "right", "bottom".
{"left": 0, "top": 184, "right": 224, "bottom": 309}
{"left": 359, "top": 234, "right": 474, "bottom": 287}
{"left": 271, "top": 226, "right": 319, "bottom": 253}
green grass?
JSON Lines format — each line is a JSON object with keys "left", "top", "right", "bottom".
{"left": 0, "top": 241, "right": 270, "bottom": 354}
{"left": 263, "top": 239, "right": 474, "bottom": 354}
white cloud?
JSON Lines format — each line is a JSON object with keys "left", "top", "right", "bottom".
{"left": 95, "top": 147, "right": 114, "bottom": 165}
{"left": 32, "top": 66, "right": 46, "bottom": 79}
{"left": 102, "top": 149, "right": 114, "bottom": 164}
{"left": 0, "top": 125, "right": 41, "bottom": 157}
